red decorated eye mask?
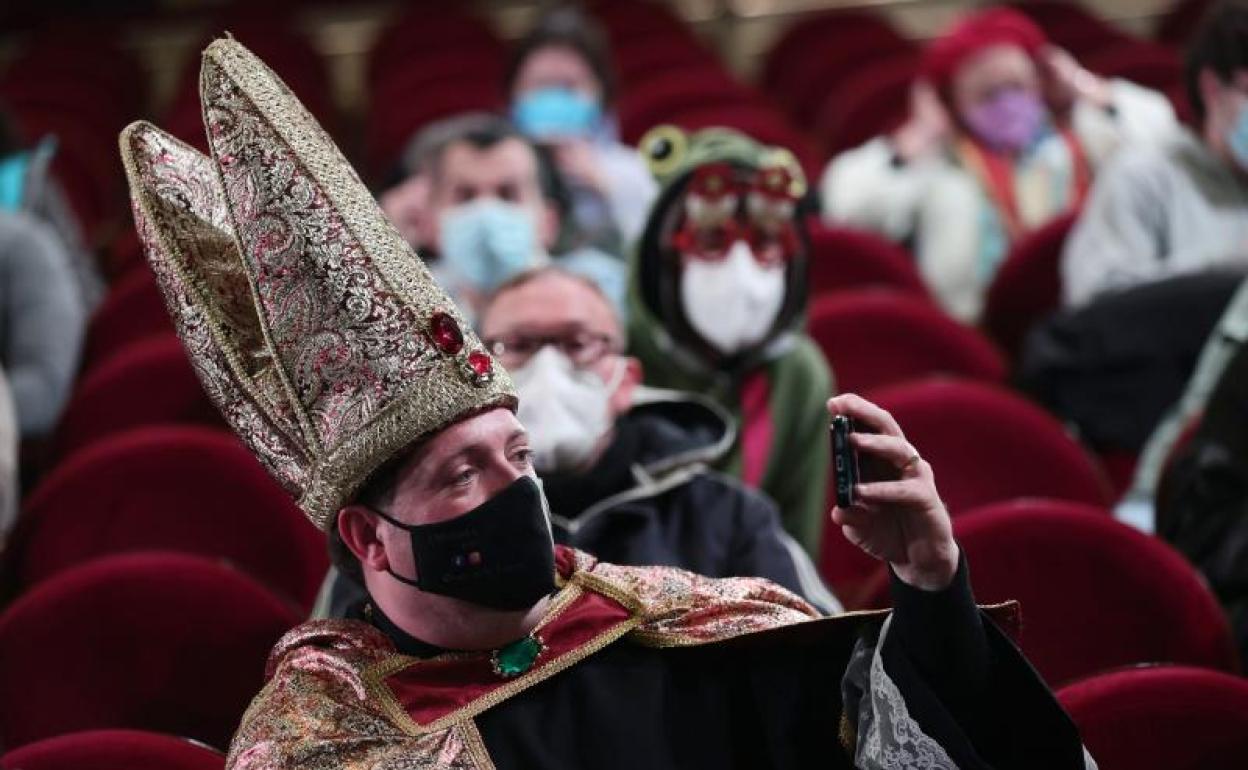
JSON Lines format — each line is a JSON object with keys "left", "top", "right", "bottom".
{"left": 669, "top": 162, "right": 800, "bottom": 267}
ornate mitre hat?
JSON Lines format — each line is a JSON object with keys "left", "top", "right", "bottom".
{"left": 119, "top": 39, "right": 516, "bottom": 530}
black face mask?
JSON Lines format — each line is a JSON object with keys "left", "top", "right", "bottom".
{"left": 371, "top": 476, "right": 557, "bottom": 611}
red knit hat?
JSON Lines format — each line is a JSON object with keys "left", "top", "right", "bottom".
{"left": 921, "top": 8, "right": 1048, "bottom": 89}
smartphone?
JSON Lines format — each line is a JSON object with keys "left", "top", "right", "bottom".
{"left": 830, "top": 415, "right": 859, "bottom": 508}
{"left": 831, "top": 416, "right": 895, "bottom": 508}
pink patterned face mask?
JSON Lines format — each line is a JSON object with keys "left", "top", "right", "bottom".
{"left": 963, "top": 88, "right": 1048, "bottom": 153}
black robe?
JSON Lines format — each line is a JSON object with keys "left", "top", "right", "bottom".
{"left": 358, "top": 555, "right": 1088, "bottom": 769}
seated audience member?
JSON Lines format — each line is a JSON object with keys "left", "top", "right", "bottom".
{"left": 411, "top": 113, "right": 625, "bottom": 322}
{"left": 1019, "top": 269, "right": 1243, "bottom": 461}
{"left": 1063, "top": 1, "right": 1248, "bottom": 307}
{"left": 318, "top": 267, "right": 839, "bottom": 617}
{"left": 0, "top": 108, "right": 103, "bottom": 308}
{"left": 0, "top": 210, "right": 84, "bottom": 439}
{"left": 1120, "top": 273, "right": 1248, "bottom": 532}
{"left": 628, "top": 125, "right": 833, "bottom": 556}
{"left": 122, "top": 44, "right": 1093, "bottom": 766}
{"left": 1157, "top": 333, "right": 1248, "bottom": 663}
{"left": 822, "top": 7, "right": 1176, "bottom": 321}
{"left": 507, "top": 7, "right": 657, "bottom": 253}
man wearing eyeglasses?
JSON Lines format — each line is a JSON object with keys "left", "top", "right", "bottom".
{"left": 482, "top": 266, "right": 839, "bottom": 612}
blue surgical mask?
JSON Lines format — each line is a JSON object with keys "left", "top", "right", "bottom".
{"left": 0, "top": 152, "right": 30, "bottom": 211}
{"left": 438, "top": 198, "right": 540, "bottom": 293}
{"left": 511, "top": 87, "right": 602, "bottom": 141}
{"left": 1227, "top": 102, "right": 1248, "bottom": 171}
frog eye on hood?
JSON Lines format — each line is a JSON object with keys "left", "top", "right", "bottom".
{"left": 640, "top": 125, "right": 689, "bottom": 180}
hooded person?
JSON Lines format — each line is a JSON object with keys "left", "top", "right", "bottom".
{"left": 120, "top": 39, "right": 1093, "bottom": 769}
{"left": 820, "top": 7, "right": 1178, "bottom": 321}
{"left": 627, "top": 125, "right": 833, "bottom": 556}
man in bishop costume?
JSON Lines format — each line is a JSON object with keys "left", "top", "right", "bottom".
{"left": 120, "top": 39, "right": 1093, "bottom": 770}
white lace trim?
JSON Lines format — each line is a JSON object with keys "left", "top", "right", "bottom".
{"left": 855, "top": 616, "right": 959, "bottom": 770}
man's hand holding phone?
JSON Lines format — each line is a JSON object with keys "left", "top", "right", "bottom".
{"left": 827, "top": 394, "right": 959, "bottom": 591}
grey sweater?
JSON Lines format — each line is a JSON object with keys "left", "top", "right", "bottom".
{"left": 0, "top": 211, "right": 85, "bottom": 437}
{"left": 1062, "top": 129, "right": 1248, "bottom": 307}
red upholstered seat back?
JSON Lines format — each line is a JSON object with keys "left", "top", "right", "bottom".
{"left": 860, "top": 504, "right": 1238, "bottom": 685}
{"left": 82, "top": 270, "right": 173, "bottom": 374}
{"left": 1058, "top": 666, "right": 1248, "bottom": 769}
{"left": 805, "top": 224, "right": 928, "bottom": 300}
{"left": 982, "top": 210, "right": 1078, "bottom": 360}
{"left": 867, "top": 379, "right": 1110, "bottom": 513}
{"left": 806, "top": 293, "right": 1007, "bottom": 395}
{"left": 51, "top": 335, "right": 223, "bottom": 459}
{"left": 618, "top": 71, "right": 760, "bottom": 144}
{"left": 0, "top": 729, "right": 225, "bottom": 770}
{"left": 815, "top": 53, "right": 918, "bottom": 156}
{"left": 0, "top": 553, "right": 300, "bottom": 751}
{"left": 11, "top": 426, "right": 328, "bottom": 610}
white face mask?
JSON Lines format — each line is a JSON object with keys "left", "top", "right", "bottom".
{"left": 513, "top": 347, "right": 626, "bottom": 473}
{"left": 678, "top": 239, "right": 787, "bottom": 355}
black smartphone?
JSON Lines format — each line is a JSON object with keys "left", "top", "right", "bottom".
{"left": 831, "top": 415, "right": 858, "bottom": 508}
{"left": 831, "top": 416, "right": 895, "bottom": 508}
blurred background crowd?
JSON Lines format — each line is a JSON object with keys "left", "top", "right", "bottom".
{"left": 1, "top": 0, "right": 1248, "bottom": 767}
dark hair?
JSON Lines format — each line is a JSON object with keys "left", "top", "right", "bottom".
{"left": 1185, "top": 0, "right": 1248, "bottom": 124}
{"left": 504, "top": 6, "right": 617, "bottom": 107}
{"left": 416, "top": 112, "right": 568, "bottom": 213}
{"left": 418, "top": 112, "right": 525, "bottom": 179}
{"left": 327, "top": 444, "right": 420, "bottom": 587}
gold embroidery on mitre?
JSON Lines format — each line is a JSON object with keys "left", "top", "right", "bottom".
{"left": 120, "top": 39, "right": 516, "bottom": 530}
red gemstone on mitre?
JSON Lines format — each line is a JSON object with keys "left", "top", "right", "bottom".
{"left": 468, "top": 351, "right": 493, "bottom": 377}
{"left": 430, "top": 312, "right": 464, "bottom": 354}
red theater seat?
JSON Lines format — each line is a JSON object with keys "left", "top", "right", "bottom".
{"left": 11, "top": 426, "right": 327, "bottom": 610}
{"left": 763, "top": 10, "right": 906, "bottom": 95}
{"left": 1059, "top": 666, "right": 1248, "bottom": 769}
{"left": 51, "top": 335, "right": 221, "bottom": 458}
{"left": 816, "top": 54, "right": 918, "bottom": 155}
{"left": 806, "top": 292, "right": 1006, "bottom": 395}
{"left": 0, "top": 552, "right": 300, "bottom": 751}
{"left": 822, "top": 494, "right": 1108, "bottom": 610}
{"left": 858, "top": 504, "right": 1236, "bottom": 685}
{"left": 1155, "top": 0, "right": 1213, "bottom": 47}
{"left": 805, "top": 224, "right": 928, "bottom": 299}
{"left": 769, "top": 16, "right": 912, "bottom": 125}
{"left": 1, "top": 729, "right": 225, "bottom": 770}
{"left": 865, "top": 379, "right": 1110, "bottom": 513}
{"left": 371, "top": 49, "right": 504, "bottom": 105}
{"left": 1084, "top": 43, "right": 1183, "bottom": 96}
{"left": 367, "top": 83, "right": 502, "bottom": 178}
{"left": 369, "top": 11, "right": 503, "bottom": 89}
{"left": 615, "top": 41, "right": 720, "bottom": 86}
{"left": 82, "top": 270, "right": 174, "bottom": 374}
{"left": 983, "top": 210, "right": 1078, "bottom": 360}
{"left": 619, "top": 72, "right": 759, "bottom": 142}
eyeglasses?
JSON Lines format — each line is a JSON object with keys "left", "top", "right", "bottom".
{"left": 485, "top": 329, "right": 620, "bottom": 368}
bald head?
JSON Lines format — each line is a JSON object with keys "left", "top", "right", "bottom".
{"left": 481, "top": 268, "right": 621, "bottom": 345}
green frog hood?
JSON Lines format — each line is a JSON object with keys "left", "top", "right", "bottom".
{"left": 626, "top": 125, "right": 813, "bottom": 391}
